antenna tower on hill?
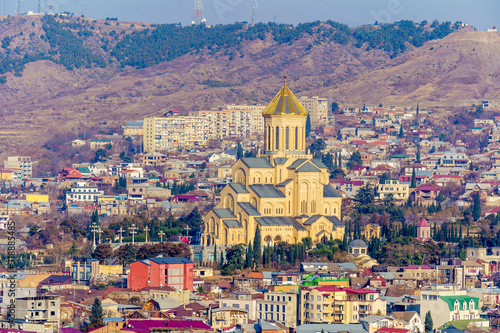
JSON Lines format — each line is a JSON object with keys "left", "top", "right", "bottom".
{"left": 251, "top": 0, "right": 257, "bottom": 25}
{"left": 81, "top": 0, "right": 87, "bottom": 17}
{"left": 16, "top": 0, "right": 22, "bottom": 14}
{"left": 193, "top": 0, "right": 205, "bottom": 25}
{"left": 2, "top": 0, "right": 5, "bottom": 16}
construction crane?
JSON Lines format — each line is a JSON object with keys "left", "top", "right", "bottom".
{"left": 251, "top": 0, "right": 257, "bottom": 25}
{"left": 192, "top": 0, "right": 206, "bottom": 25}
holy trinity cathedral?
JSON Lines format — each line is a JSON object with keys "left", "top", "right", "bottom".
{"left": 201, "top": 79, "right": 344, "bottom": 247}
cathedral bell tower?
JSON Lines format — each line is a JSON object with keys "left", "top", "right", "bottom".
{"left": 262, "top": 75, "right": 308, "bottom": 156}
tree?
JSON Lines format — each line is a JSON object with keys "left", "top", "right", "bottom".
{"left": 331, "top": 102, "right": 339, "bottom": 114}
{"left": 472, "top": 192, "right": 481, "bottom": 221}
{"left": 237, "top": 142, "right": 244, "bottom": 160}
{"left": 347, "top": 151, "right": 363, "bottom": 170}
{"left": 353, "top": 184, "right": 375, "bottom": 214}
{"left": 114, "top": 243, "right": 137, "bottom": 265}
{"left": 416, "top": 149, "right": 421, "bottom": 162}
{"left": 89, "top": 298, "right": 104, "bottom": 329}
{"left": 92, "top": 244, "right": 113, "bottom": 264}
{"left": 245, "top": 242, "right": 253, "bottom": 268}
{"left": 68, "top": 241, "right": 78, "bottom": 256}
{"left": 416, "top": 103, "right": 419, "bottom": 116}
{"left": 253, "top": 227, "right": 261, "bottom": 267}
{"left": 305, "top": 115, "right": 311, "bottom": 137}
{"left": 424, "top": 311, "right": 433, "bottom": 332}
{"left": 398, "top": 126, "right": 404, "bottom": 138}
{"left": 222, "top": 244, "right": 246, "bottom": 275}
{"left": 410, "top": 167, "right": 417, "bottom": 188}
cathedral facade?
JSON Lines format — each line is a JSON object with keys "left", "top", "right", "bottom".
{"left": 201, "top": 80, "right": 344, "bottom": 247}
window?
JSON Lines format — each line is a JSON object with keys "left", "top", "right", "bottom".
{"left": 276, "top": 127, "right": 280, "bottom": 149}
{"left": 285, "top": 127, "right": 289, "bottom": 150}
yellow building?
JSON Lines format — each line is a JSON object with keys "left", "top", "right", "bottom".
{"left": 300, "top": 286, "right": 386, "bottom": 324}
{"left": 376, "top": 179, "right": 409, "bottom": 201}
{"left": 25, "top": 194, "right": 49, "bottom": 203}
{"left": 202, "top": 81, "right": 343, "bottom": 246}
{"left": 363, "top": 223, "right": 381, "bottom": 241}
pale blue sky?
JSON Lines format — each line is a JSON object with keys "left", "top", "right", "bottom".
{"left": 16, "top": 0, "right": 500, "bottom": 31}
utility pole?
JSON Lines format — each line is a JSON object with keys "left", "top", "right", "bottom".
{"left": 118, "top": 227, "right": 124, "bottom": 243}
{"left": 158, "top": 230, "right": 165, "bottom": 242}
{"left": 143, "top": 226, "right": 150, "bottom": 243}
{"left": 129, "top": 224, "right": 138, "bottom": 244}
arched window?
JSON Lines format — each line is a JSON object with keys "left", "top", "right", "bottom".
{"left": 268, "top": 126, "right": 272, "bottom": 150}
{"left": 295, "top": 127, "right": 298, "bottom": 150}
{"left": 285, "top": 127, "right": 289, "bottom": 150}
{"left": 275, "top": 126, "right": 280, "bottom": 150}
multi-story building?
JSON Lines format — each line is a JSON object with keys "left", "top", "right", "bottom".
{"left": 13, "top": 295, "right": 61, "bottom": 333}
{"left": 70, "top": 257, "right": 100, "bottom": 284}
{"left": 210, "top": 307, "right": 249, "bottom": 331}
{"left": 189, "top": 109, "right": 253, "bottom": 139}
{"left": 376, "top": 180, "right": 409, "bottom": 201}
{"left": 201, "top": 82, "right": 344, "bottom": 247}
{"left": 225, "top": 104, "right": 265, "bottom": 134}
{"left": 123, "top": 120, "right": 144, "bottom": 137}
{"left": 298, "top": 96, "right": 329, "bottom": 129}
{"left": 219, "top": 292, "right": 257, "bottom": 320}
{"left": 420, "top": 292, "right": 480, "bottom": 329}
{"left": 143, "top": 116, "right": 213, "bottom": 153}
{"left": 4, "top": 156, "right": 32, "bottom": 179}
{"left": 65, "top": 181, "right": 104, "bottom": 204}
{"left": 128, "top": 257, "right": 194, "bottom": 291}
{"left": 257, "top": 291, "right": 299, "bottom": 327}
{"left": 299, "top": 286, "right": 386, "bottom": 324}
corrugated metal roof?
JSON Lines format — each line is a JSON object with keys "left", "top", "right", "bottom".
{"left": 213, "top": 208, "right": 236, "bottom": 219}
{"left": 296, "top": 162, "right": 321, "bottom": 172}
{"left": 229, "top": 183, "right": 249, "bottom": 193}
{"left": 255, "top": 216, "right": 307, "bottom": 231}
{"left": 249, "top": 184, "right": 286, "bottom": 198}
{"left": 223, "top": 219, "right": 243, "bottom": 228}
{"left": 323, "top": 184, "right": 342, "bottom": 197}
{"left": 241, "top": 157, "right": 273, "bottom": 168}
{"left": 238, "top": 202, "right": 261, "bottom": 216}
{"left": 326, "top": 216, "right": 344, "bottom": 228}
{"left": 148, "top": 257, "right": 193, "bottom": 265}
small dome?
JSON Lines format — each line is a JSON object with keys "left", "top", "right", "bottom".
{"left": 348, "top": 239, "right": 367, "bottom": 248}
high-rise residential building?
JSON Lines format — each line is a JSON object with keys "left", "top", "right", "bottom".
{"left": 225, "top": 104, "right": 265, "bottom": 134}
{"left": 4, "top": 156, "right": 32, "bottom": 179}
{"left": 143, "top": 116, "right": 213, "bottom": 153}
{"left": 299, "top": 96, "right": 329, "bottom": 129}
{"left": 189, "top": 109, "right": 253, "bottom": 139}
{"left": 201, "top": 81, "right": 343, "bottom": 247}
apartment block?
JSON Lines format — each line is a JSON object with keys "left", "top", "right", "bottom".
{"left": 376, "top": 180, "right": 409, "bottom": 201}
{"left": 4, "top": 156, "right": 32, "bottom": 179}
{"left": 299, "top": 286, "right": 386, "bottom": 324}
{"left": 189, "top": 109, "right": 253, "bottom": 139}
{"left": 143, "top": 116, "right": 213, "bottom": 153}
{"left": 128, "top": 257, "right": 194, "bottom": 291}
{"left": 257, "top": 291, "right": 299, "bottom": 327}
{"left": 299, "top": 96, "right": 329, "bottom": 129}
{"left": 15, "top": 295, "right": 61, "bottom": 333}
{"left": 65, "top": 181, "right": 104, "bottom": 204}
{"left": 225, "top": 104, "right": 265, "bottom": 134}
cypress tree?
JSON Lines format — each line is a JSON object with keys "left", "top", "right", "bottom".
{"left": 237, "top": 142, "right": 244, "bottom": 160}
{"left": 338, "top": 152, "right": 342, "bottom": 168}
{"left": 410, "top": 167, "right": 417, "bottom": 188}
{"left": 398, "top": 125, "right": 404, "bottom": 138}
{"left": 472, "top": 192, "right": 481, "bottom": 221}
{"left": 416, "top": 149, "right": 421, "bottom": 163}
{"left": 245, "top": 242, "right": 253, "bottom": 269}
{"left": 253, "top": 227, "right": 262, "bottom": 267}
{"left": 89, "top": 298, "right": 104, "bottom": 328}
{"left": 424, "top": 311, "right": 433, "bottom": 332}
{"left": 214, "top": 244, "right": 218, "bottom": 268}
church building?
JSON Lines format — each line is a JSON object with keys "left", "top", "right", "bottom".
{"left": 201, "top": 78, "right": 344, "bottom": 247}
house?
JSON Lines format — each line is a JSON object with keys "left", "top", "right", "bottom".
{"left": 128, "top": 257, "right": 194, "bottom": 291}
{"left": 210, "top": 307, "right": 248, "bottom": 331}
{"left": 257, "top": 292, "right": 299, "bottom": 327}
{"left": 219, "top": 292, "right": 257, "bottom": 320}
{"left": 390, "top": 311, "right": 424, "bottom": 333}
{"left": 420, "top": 295, "right": 480, "bottom": 329}
{"left": 120, "top": 319, "right": 212, "bottom": 333}
{"left": 376, "top": 180, "right": 409, "bottom": 201}
{"left": 360, "top": 315, "right": 407, "bottom": 333}
{"left": 412, "top": 184, "right": 441, "bottom": 206}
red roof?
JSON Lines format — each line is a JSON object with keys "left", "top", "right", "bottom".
{"left": 415, "top": 184, "right": 441, "bottom": 192}
{"left": 121, "top": 320, "right": 211, "bottom": 333}
{"left": 487, "top": 207, "right": 500, "bottom": 214}
{"left": 315, "top": 286, "right": 378, "bottom": 294}
{"left": 417, "top": 218, "right": 431, "bottom": 227}
{"left": 431, "top": 175, "right": 462, "bottom": 179}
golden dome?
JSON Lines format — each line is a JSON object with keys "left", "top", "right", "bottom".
{"left": 262, "top": 78, "right": 308, "bottom": 116}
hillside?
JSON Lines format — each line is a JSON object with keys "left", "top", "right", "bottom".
{"left": 0, "top": 16, "right": 498, "bottom": 161}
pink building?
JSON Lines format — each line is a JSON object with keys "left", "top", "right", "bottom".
{"left": 416, "top": 218, "right": 431, "bottom": 241}
{"left": 128, "top": 257, "right": 194, "bottom": 291}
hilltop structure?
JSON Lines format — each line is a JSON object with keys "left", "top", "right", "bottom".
{"left": 201, "top": 78, "right": 344, "bottom": 246}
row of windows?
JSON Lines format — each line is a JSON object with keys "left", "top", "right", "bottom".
{"left": 259, "top": 312, "right": 285, "bottom": 321}
{"left": 259, "top": 304, "right": 286, "bottom": 312}
{"left": 267, "top": 295, "right": 293, "bottom": 301}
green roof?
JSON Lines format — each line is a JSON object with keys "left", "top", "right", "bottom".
{"left": 390, "top": 154, "right": 411, "bottom": 159}
{"left": 440, "top": 296, "right": 479, "bottom": 312}
{"left": 440, "top": 320, "right": 487, "bottom": 331}
{"left": 76, "top": 167, "right": 91, "bottom": 173}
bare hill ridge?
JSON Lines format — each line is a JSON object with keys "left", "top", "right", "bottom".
{"left": 0, "top": 18, "right": 498, "bottom": 160}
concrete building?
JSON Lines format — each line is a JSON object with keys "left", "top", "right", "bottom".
{"left": 299, "top": 286, "right": 386, "bottom": 324}
{"left": 257, "top": 291, "right": 299, "bottom": 327}
{"left": 128, "top": 257, "right": 194, "bottom": 292}
{"left": 210, "top": 307, "right": 248, "bottom": 331}
{"left": 143, "top": 116, "right": 213, "bottom": 153}
{"left": 65, "top": 182, "right": 104, "bottom": 204}
{"left": 202, "top": 82, "right": 344, "bottom": 247}
{"left": 4, "top": 156, "right": 32, "bottom": 179}
{"left": 420, "top": 294, "right": 480, "bottom": 329}
{"left": 15, "top": 295, "right": 61, "bottom": 333}
{"left": 189, "top": 109, "right": 254, "bottom": 138}
{"left": 219, "top": 292, "right": 257, "bottom": 320}
{"left": 376, "top": 180, "right": 409, "bottom": 201}
{"left": 71, "top": 257, "right": 100, "bottom": 284}
{"left": 298, "top": 96, "right": 329, "bottom": 129}
{"left": 225, "top": 103, "right": 265, "bottom": 134}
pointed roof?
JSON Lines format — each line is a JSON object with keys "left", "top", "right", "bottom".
{"left": 262, "top": 80, "right": 308, "bottom": 116}
{"left": 417, "top": 218, "right": 430, "bottom": 227}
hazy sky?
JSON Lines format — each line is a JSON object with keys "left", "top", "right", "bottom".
{"left": 16, "top": 0, "right": 500, "bottom": 31}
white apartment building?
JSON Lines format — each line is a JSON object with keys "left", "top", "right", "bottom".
{"left": 189, "top": 109, "right": 253, "bottom": 139}
{"left": 4, "top": 156, "right": 32, "bottom": 179}
{"left": 225, "top": 104, "right": 265, "bottom": 134}
{"left": 143, "top": 116, "right": 213, "bottom": 153}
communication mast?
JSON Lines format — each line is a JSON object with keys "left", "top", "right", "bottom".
{"left": 192, "top": 0, "right": 205, "bottom": 25}
{"left": 2, "top": 0, "right": 6, "bottom": 16}
{"left": 251, "top": 0, "right": 257, "bottom": 25}
{"left": 16, "top": 0, "right": 22, "bottom": 14}
{"left": 80, "top": 0, "right": 87, "bottom": 17}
